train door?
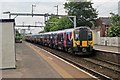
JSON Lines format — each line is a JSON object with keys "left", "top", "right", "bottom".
{"left": 58, "top": 33, "right": 64, "bottom": 50}
{"left": 49, "top": 34, "right": 53, "bottom": 47}
{"left": 73, "top": 29, "right": 80, "bottom": 48}
{"left": 66, "top": 32, "right": 74, "bottom": 53}
{"left": 53, "top": 33, "right": 58, "bottom": 49}
{"left": 63, "top": 32, "right": 67, "bottom": 47}
{"left": 66, "top": 32, "right": 72, "bottom": 47}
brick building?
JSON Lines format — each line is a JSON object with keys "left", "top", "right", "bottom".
{"left": 96, "top": 17, "right": 111, "bottom": 37}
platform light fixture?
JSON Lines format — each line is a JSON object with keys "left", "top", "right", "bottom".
{"left": 3, "top": 11, "right": 11, "bottom": 19}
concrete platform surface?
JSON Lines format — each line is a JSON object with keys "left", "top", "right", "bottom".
{"left": 2, "top": 42, "right": 61, "bottom": 78}
{"left": 93, "top": 45, "right": 119, "bottom": 53}
{"left": 1, "top": 42, "right": 95, "bottom": 79}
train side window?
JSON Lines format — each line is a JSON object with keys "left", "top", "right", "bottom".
{"left": 64, "top": 33, "right": 67, "bottom": 40}
{"left": 54, "top": 34, "right": 59, "bottom": 40}
{"left": 60, "top": 34, "right": 63, "bottom": 41}
{"left": 67, "top": 34, "right": 69, "bottom": 41}
{"left": 67, "top": 32, "right": 72, "bottom": 41}
{"left": 50, "top": 35, "right": 52, "bottom": 39}
{"left": 54, "top": 34, "right": 57, "bottom": 39}
{"left": 58, "top": 34, "right": 60, "bottom": 41}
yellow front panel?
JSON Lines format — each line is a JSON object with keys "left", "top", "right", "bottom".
{"left": 92, "top": 31, "right": 94, "bottom": 46}
{"left": 88, "top": 41, "right": 93, "bottom": 46}
{"left": 73, "top": 41, "right": 80, "bottom": 47}
{"left": 72, "top": 31, "right": 76, "bottom": 47}
{"left": 82, "top": 41, "right": 87, "bottom": 47}
{"left": 73, "top": 41, "right": 76, "bottom": 47}
{"left": 88, "top": 31, "right": 94, "bottom": 47}
{"left": 72, "top": 31, "right": 80, "bottom": 47}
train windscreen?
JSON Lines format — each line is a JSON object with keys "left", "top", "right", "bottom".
{"left": 74, "top": 28, "right": 92, "bottom": 41}
{"left": 79, "top": 28, "right": 88, "bottom": 41}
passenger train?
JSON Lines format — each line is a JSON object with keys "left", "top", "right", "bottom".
{"left": 25, "top": 26, "right": 94, "bottom": 55}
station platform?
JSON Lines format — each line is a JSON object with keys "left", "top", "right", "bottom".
{"left": 93, "top": 45, "right": 119, "bottom": 54}
{"left": 2, "top": 42, "right": 95, "bottom": 79}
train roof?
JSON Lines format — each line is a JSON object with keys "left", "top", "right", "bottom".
{"left": 32, "top": 34, "right": 40, "bottom": 36}
{"left": 30, "top": 26, "right": 91, "bottom": 36}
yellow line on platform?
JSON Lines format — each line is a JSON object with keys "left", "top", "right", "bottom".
{"left": 26, "top": 43, "right": 73, "bottom": 78}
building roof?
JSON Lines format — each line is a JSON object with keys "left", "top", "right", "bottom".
{"left": 100, "top": 17, "right": 111, "bottom": 25}
{"left": 96, "top": 17, "right": 111, "bottom": 26}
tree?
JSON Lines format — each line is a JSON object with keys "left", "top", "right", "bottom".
{"left": 44, "top": 16, "right": 59, "bottom": 32}
{"left": 107, "top": 13, "right": 120, "bottom": 37}
{"left": 57, "top": 16, "right": 72, "bottom": 30}
{"left": 64, "top": 1, "right": 98, "bottom": 28}
{"left": 44, "top": 1, "right": 98, "bottom": 32}
{"left": 15, "top": 29, "right": 22, "bottom": 41}
{"left": 44, "top": 16, "right": 72, "bottom": 32}
{"left": 15, "top": 30, "right": 21, "bottom": 37}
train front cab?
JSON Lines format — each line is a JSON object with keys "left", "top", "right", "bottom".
{"left": 72, "top": 27, "right": 94, "bottom": 55}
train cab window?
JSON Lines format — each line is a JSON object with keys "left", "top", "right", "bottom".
{"left": 88, "top": 32, "right": 92, "bottom": 40}
{"left": 74, "top": 30, "right": 79, "bottom": 41}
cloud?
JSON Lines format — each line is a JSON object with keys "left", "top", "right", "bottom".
{"left": 0, "top": 0, "right": 66, "bottom": 2}
{"left": 0, "top": 2, "right": 66, "bottom": 34}
{"left": 1, "top": 0, "right": 119, "bottom": 34}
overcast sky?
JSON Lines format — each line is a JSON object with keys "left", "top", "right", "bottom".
{"left": 0, "top": 0, "right": 120, "bottom": 34}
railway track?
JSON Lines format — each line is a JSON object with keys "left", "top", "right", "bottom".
{"left": 83, "top": 58, "right": 120, "bottom": 72}
{"left": 93, "top": 50, "right": 120, "bottom": 64}
{"left": 32, "top": 42, "right": 119, "bottom": 79}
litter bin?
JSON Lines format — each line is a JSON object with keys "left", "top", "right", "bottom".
{"left": 105, "top": 40, "right": 107, "bottom": 46}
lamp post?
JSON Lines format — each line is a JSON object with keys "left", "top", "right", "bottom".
{"left": 32, "top": 4, "right": 36, "bottom": 17}
{"left": 54, "top": 5, "right": 58, "bottom": 15}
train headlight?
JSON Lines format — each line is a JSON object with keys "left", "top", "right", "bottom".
{"left": 77, "top": 42, "right": 80, "bottom": 45}
{"left": 88, "top": 42, "right": 92, "bottom": 45}
{"left": 82, "top": 48, "right": 87, "bottom": 53}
